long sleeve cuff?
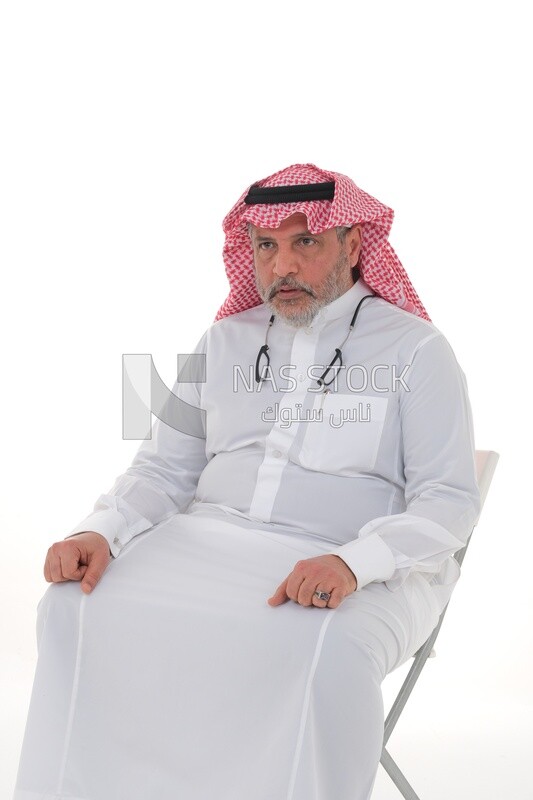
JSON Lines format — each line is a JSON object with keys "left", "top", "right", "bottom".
{"left": 331, "top": 533, "right": 396, "bottom": 590}
{"left": 65, "top": 509, "right": 131, "bottom": 559}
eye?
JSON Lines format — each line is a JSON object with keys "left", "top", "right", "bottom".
{"left": 299, "top": 236, "right": 317, "bottom": 247}
{"left": 257, "top": 241, "right": 275, "bottom": 251}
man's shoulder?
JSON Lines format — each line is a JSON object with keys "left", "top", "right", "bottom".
{"left": 369, "top": 296, "right": 441, "bottom": 337}
{"left": 363, "top": 297, "right": 450, "bottom": 364}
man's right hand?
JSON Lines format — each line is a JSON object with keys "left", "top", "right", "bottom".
{"left": 44, "top": 531, "right": 112, "bottom": 594}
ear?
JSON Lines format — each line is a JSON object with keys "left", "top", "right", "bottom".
{"left": 345, "top": 225, "right": 362, "bottom": 267}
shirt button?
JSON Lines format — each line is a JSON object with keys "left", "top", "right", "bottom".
{"left": 272, "top": 450, "right": 282, "bottom": 458}
{"left": 298, "top": 374, "right": 305, "bottom": 382}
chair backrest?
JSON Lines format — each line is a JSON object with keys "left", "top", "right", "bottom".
{"left": 455, "top": 450, "right": 500, "bottom": 567}
{"left": 475, "top": 449, "right": 500, "bottom": 510}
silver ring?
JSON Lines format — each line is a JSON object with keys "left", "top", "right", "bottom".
{"left": 313, "top": 590, "right": 331, "bottom": 602}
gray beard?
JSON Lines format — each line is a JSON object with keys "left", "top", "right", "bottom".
{"left": 256, "top": 251, "right": 353, "bottom": 328}
{"left": 264, "top": 294, "right": 322, "bottom": 328}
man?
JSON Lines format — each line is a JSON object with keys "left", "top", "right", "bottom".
{"left": 14, "top": 163, "right": 480, "bottom": 800}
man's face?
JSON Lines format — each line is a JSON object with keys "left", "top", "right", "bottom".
{"left": 250, "top": 213, "right": 362, "bottom": 327}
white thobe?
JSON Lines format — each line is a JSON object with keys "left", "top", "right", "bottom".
{"left": 14, "top": 278, "right": 480, "bottom": 800}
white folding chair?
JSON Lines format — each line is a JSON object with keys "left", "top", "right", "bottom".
{"left": 379, "top": 449, "right": 500, "bottom": 799}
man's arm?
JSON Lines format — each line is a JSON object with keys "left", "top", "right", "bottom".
{"left": 65, "top": 390, "right": 208, "bottom": 558}
{"left": 330, "top": 332, "right": 481, "bottom": 592}
{"left": 269, "top": 332, "right": 480, "bottom": 607}
{"left": 45, "top": 341, "right": 209, "bottom": 591}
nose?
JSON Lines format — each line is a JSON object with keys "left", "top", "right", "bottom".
{"left": 272, "top": 245, "right": 299, "bottom": 278}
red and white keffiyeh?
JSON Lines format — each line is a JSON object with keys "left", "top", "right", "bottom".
{"left": 216, "top": 163, "right": 430, "bottom": 322}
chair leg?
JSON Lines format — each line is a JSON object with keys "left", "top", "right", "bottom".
{"left": 380, "top": 748, "right": 422, "bottom": 800}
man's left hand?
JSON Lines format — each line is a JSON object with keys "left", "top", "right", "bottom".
{"left": 268, "top": 555, "right": 357, "bottom": 609}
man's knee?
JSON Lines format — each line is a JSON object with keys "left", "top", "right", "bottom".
{"left": 36, "top": 581, "right": 84, "bottom": 648}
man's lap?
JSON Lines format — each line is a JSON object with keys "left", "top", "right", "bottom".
{"left": 18, "top": 512, "right": 442, "bottom": 800}
{"left": 39, "top": 511, "right": 441, "bottom": 679}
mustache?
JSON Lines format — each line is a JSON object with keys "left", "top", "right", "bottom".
{"left": 267, "top": 278, "right": 317, "bottom": 301}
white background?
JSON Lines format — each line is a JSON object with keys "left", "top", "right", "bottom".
{"left": 1, "top": 1, "right": 531, "bottom": 797}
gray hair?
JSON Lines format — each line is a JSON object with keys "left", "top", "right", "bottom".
{"left": 335, "top": 225, "right": 353, "bottom": 242}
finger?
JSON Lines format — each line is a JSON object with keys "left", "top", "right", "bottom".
{"left": 60, "top": 548, "right": 88, "bottom": 580}
{"left": 268, "top": 578, "right": 290, "bottom": 607}
{"left": 66, "top": 563, "right": 88, "bottom": 581}
{"left": 297, "top": 577, "right": 327, "bottom": 607}
{"left": 46, "top": 551, "right": 86, "bottom": 584}
{"left": 47, "top": 547, "right": 72, "bottom": 583}
{"left": 325, "top": 587, "right": 346, "bottom": 609}
{"left": 311, "top": 586, "right": 334, "bottom": 608}
{"left": 81, "top": 551, "right": 110, "bottom": 594}
{"left": 285, "top": 572, "right": 306, "bottom": 603}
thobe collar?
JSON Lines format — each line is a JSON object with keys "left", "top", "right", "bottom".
{"left": 313, "top": 277, "right": 375, "bottom": 326}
